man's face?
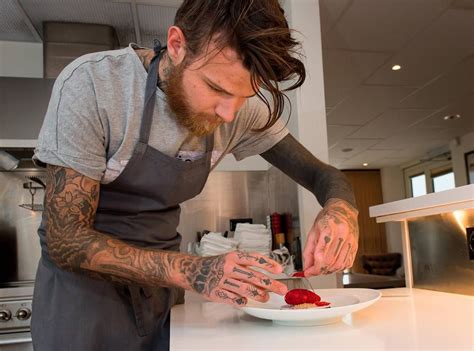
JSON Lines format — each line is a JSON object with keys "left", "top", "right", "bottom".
{"left": 165, "top": 46, "right": 256, "bottom": 137}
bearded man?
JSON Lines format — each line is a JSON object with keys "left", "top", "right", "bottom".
{"left": 32, "top": 1, "right": 359, "bottom": 349}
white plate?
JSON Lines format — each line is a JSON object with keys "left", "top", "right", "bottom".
{"left": 240, "top": 288, "right": 381, "bottom": 326}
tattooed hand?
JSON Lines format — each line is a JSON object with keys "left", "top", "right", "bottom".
{"left": 302, "top": 198, "right": 359, "bottom": 276}
{"left": 178, "top": 251, "right": 288, "bottom": 307}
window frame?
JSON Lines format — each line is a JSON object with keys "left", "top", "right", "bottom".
{"left": 431, "top": 168, "right": 455, "bottom": 193}
{"left": 404, "top": 159, "right": 452, "bottom": 198}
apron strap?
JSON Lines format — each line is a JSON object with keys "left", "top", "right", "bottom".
{"left": 139, "top": 41, "right": 166, "bottom": 144}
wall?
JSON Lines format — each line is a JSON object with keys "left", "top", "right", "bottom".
{"left": 450, "top": 131, "right": 474, "bottom": 187}
{"left": 343, "top": 170, "right": 387, "bottom": 273}
{"left": 0, "top": 41, "right": 43, "bottom": 78}
{"left": 177, "top": 168, "right": 299, "bottom": 254}
{"left": 0, "top": 77, "right": 54, "bottom": 142}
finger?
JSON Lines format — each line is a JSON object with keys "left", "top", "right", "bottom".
{"left": 310, "top": 222, "right": 334, "bottom": 275}
{"left": 221, "top": 278, "right": 269, "bottom": 303}
{"left": 212, "top": 288, "right": 248, "bottom": 307}
{"left": 303, "top": 228, "right": 318, "bottom": 270}
{"left": 228, "top": 265, "right": 287, "bottom": 295}
{"left": 232, "top": 251, "right": 283, "bottom": 274}
{"left": 332, "top": 242, "right": 353, "bottom": 272}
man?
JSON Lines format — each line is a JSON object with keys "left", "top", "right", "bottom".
{"left": 32, "top": 0, "right": 359, "bottom": 350}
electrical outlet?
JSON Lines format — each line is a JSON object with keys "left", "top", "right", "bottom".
{"left": 467, "top": 227, "right": 474, "bottom": 261}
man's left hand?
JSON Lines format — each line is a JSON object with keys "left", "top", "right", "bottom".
{"left": 302, "top": 198, "right": 359, "bottom": 276}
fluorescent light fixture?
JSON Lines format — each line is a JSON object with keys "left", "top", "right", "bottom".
{"left": 391, "top": 65, "right": 402, "bottom": 71}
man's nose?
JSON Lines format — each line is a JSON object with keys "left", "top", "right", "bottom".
{"left": 215, "top": 98, "right": 245, "bottom": 123}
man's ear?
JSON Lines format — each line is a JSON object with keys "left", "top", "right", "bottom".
{"left": 166, "top": 26, "right": 187, "bottom": 65}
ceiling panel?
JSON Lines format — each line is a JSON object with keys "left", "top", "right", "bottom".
{"left": 373, "top": 126, "right": 448, "bottom": 150}
{"left": 319, "top": 0, "right": 352, "bottom": 34}
{"left": 366, "top": 47, "right": 471, "bottom": 87}
{"left": 398, "top": 56, "right": 474, "bottom": 109}
{"left": 329, "top": 138, "right": 382, "bottom": 159}
{"left": 346, "top": 149, "right": 401, "bottom": 164}
{"left": 322, "top": 0, "right": 453, "bottom": 51}
{"left": 349, "top": 109, "right": 436, "bottom": 139}
{"left": 327, "top": 85, "right": 416, "bottom": 125}
{"left": 328, "top": 157, "right": 349, "bottom": 168}
{"left": 323, "top": 49, "right": 390, "bottom": 107}
{"left": 327, "top": 124, "right": 360, "bottom": 148}
{"left": 410, "top": 95, "right": 474, "bottom": 134}
{"left": 0, "top": 0, "right": 37, "bottom": 42}
{"left": 413, "top": 8, "right": 474, "bottom": 51}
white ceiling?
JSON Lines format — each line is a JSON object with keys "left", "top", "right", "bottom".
{"left": 0, "top": 0, "right": 473, "bottom": 170}
{"left": 320, "top": 0, "right": 474, "bottom": 169}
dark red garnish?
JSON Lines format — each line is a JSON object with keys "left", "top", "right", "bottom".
{"left": 284, "top": 289, "right": 321, "bottom": 305}
{"left": 315, "top": 301, "right": 330, "bottom": 307}
{"left": 292, "top": 271, "right": 305, "bottom": 278}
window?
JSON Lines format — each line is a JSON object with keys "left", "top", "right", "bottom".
{"left": 432, "top": 171, "right": 455, "bottom": 193}
{"left": 410, "top": 173, "right": 427, "bottom": 197}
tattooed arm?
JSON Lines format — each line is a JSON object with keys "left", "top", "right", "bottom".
{"left": 261, "top": 134, "right": 359, "bottom": 275}
{"left": 44, "top": 165, "right": 287, "bottom": 306}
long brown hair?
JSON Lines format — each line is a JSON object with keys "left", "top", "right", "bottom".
{"left": 174, "top": 0, "right": 305, "bottom": 131}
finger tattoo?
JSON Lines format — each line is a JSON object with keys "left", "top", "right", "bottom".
{"left": 247, "top": 287, "right": 261, "bottom": 298}
{"left": 233, "top": 267, "right": 255, "bottom": 279}
{"left": 335, "top": 238, "right": 344, "bottom": 256}
{"left": 224, "top": 279, "right": 240, "bottom": 289}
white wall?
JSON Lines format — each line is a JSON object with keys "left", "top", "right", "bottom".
{"left": 0, "top": 41, "right": 43, "bottom": 78}
{"left": 450, "top": 131, "right": 474, "bottom": 187}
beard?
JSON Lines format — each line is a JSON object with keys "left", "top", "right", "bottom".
{"left": 164, "top": 62, "right": 223, "bottom": 137}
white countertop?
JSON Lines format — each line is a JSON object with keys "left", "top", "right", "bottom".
{"left": 369, "top": 184, "right": 474, "bottom": 223}
{"left": 170, "top": 288, "right": 474, "bottom": 350}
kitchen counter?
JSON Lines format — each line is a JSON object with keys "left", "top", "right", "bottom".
{"left": 170, "top": 288, "right": 473, "bottom": 350}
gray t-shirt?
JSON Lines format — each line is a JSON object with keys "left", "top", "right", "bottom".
{"left": 34, "top": 44, "right": 289, "bottom": 183}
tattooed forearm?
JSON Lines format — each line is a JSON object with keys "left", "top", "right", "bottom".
{"left": 44, "top": 165, "right": 199, "bottom": 289}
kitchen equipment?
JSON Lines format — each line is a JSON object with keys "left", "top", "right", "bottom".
{"left": 240, "top": 288, "right": 381, "bottom": 326}
{"left": 18, "top": 182, "right": 44, "bottom": 212}
{"left": 0, "top": 151, "right": 19, "bottom": 171}
{"left": 0, "top": 148, "right": 43, "bottom": 349}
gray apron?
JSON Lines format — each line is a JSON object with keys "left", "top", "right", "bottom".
{"left": 31, "top": 42, "right": 214, "bottom": 350}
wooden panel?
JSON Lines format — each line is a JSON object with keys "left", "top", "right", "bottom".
{"left": 343, "top": 170, "right": 387, "bottom": 273}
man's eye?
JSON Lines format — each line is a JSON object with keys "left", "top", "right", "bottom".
{"left": 209, "top": 85, "right": 221, "bottom": 93}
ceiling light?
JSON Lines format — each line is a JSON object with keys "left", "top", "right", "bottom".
{"left": 363, "top": 163, "right": 369, "bottom": 167}
{"left": 391, "top": 65, "right": 402, "bottom": 71}
{"left": 443, "top": 114, "right": 461, "bottom": 121}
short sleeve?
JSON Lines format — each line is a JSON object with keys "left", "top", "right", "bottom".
{"left": 34, "top": 64, "right": 107, "bottom": 180}
{"left": 230, "top": 97, "right": 289, "bottom": 161}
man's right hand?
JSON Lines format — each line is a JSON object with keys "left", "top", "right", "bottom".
{"left": 181, "top": 251, "right": 288, "bottom": 307}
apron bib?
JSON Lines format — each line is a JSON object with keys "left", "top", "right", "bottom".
{"left": 32, "top": 42, "right": 214, "bottom": 351}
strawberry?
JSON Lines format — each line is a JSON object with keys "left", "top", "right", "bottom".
{"left": 292, "top": 271, "right": 305, "bottom": 278}
{"left": 284, "top": 289, "right": 321, "bottom": 305}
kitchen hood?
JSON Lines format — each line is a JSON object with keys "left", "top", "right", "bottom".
{"left": 43, "top": 21, "right": 119, "bottom": 79}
